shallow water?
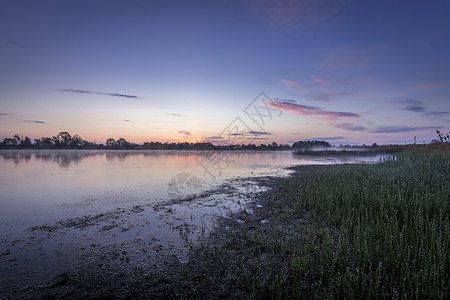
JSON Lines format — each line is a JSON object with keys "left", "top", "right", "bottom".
{"left": 0, "top": 150, "right": 382, "bottom": 295}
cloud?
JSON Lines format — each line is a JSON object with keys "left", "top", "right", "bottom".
{"left": 398, "top": 99, "right": 449, "bottom": 116}
{"left": 24, "top": 120, "right": 46, "bottom": 124}
{"left": 271, "top": 98, "right": 365, "bottom": 131}
{"left": 170, "top": 113, "right": 182, "bottom": 117}
{"left": 271, "top": 98, "right": 360, "bottom": 120}
{"left": 0, "top": 113, "right": 12, "bottom": 116}
{"left": 230, "top": 130, "right": 273, "bottom": 136}
{"left": 312, "top": 77, "right": 328, "bottom": 85}
{"left": 282, "top": 79, "right": 303, "bottom": 89}
{"left": 333, "top": 123, "right": 366, "bottom": 131}
{"left": 247, "top": 131, "right": 273, "bottom": 135}
{"left": 124, "top": 120, "right": 131, "bottom": 122}
{"left": 179, "top": 130, "right": 191, "bottom": 136}
{"left": 205, "top": 136, "right": 222, "bottom": 140}
{"left": 308, "top": 136, "right": 347, "bottom": 141}
{"left": 426, "top": 112, "right": 449, "bottom": 116}
{"left": 370, "top": 126, "right": 439, "bottom": 133}
{"left": 60, "top": 89, "right": 140, "bottom": 99}
{"left": 399, "top": 99, "right": 426, "bottom": 112}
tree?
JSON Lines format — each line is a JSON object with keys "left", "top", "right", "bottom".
{"left": 13, "top": 134, "right": 23, "bottom": 145}
{"left": 106, "top": 138, "right": 116, "bottom": 148}
{"left": 22, "top": 136, "right": 32, "bottom": 147}
{"left": 292, "top": 140, "right": 332, "bottom": 149}
{"left": 53, "top": 132, "right": 72, "bottom": 147}
{"left": 40, "top": 137, "right": 53, "bottom": 148}
{"left": 2, "top": 138, "right": 17, "bottom": 146}
{"left": 69, "top": 134, "right": 83, "bottom": 148}
{"left": 116, "top": 138, "right": 130, "bottom": 148}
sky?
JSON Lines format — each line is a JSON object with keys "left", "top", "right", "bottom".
{"left": 0, "top": 0, "right": 449, "bottom": 145}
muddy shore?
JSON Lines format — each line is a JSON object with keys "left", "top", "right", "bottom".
{"left": 7, "top": 165, "right": 336, "bottom": 299}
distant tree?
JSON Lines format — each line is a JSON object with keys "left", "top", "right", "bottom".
{"left": 22, "top": 136, "right": 32, "bottom": 147}
{"left": 116, "top": 138, "right": 130, "bottom": 148}
{"left": 292, "top": 140, "right": 332, "bottom": 149}
{"left": 2, "top": 138, "right": 17, "bottom": 146}
{"left": 106, "top": 138, "right": 116, "bottom": 148}
{"left": 69, "top": 134, "right": 84, "bottom": 148}
{"left": 40, "top": 137, "right": 53, "bottom": 148}
{"left": 13, "top": 134, "right": 23, "bottom": 145}
{"left": 34, "top": 138, "right": 42, "bottom": 148}
{"left": 270, "top": 142, "right": 278, "bottom": 149}
{"left": 52, "top": 132, "right": 72, "bottom": 148}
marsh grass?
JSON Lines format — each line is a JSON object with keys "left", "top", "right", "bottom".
{"left": 200, "top": 150, "right": 449, "bottom": 299}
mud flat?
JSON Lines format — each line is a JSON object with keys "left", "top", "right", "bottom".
{"left": 2, "top": 165, "right": 334, "bottom": 299}
{"left": 0, "top": 173, "right": 280, "bottom": 299}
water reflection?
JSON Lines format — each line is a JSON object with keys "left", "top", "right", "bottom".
{"left": 0, "top": 150, "right": 186, "bottom": 167}
{"left": 1, "top": 151, "right": 101, "bottom": 167}
{"left": 0, "top": 150, "right": 292, "bottom": 168}
{"left": 0, "top": 150, "right": 384, "bottom": 169}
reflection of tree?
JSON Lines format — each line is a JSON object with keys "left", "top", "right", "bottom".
{"left": 1, "top": 151, "right": 102, "bottom": 168}
{"left": 105, "top": 151, "right": 137, "bottom": 161}
{"left": 1, "top": 150, "right": 234, "bottom": 167}
{"left": 1, "top": 151, "right": 32, "bottom": 165}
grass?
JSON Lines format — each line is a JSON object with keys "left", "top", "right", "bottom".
{"left": 195, "top": 148, "right": 450, "bottom": 299}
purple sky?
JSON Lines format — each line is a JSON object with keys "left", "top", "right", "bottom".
{"left": 1, "top": 0, "right": 449, "bottom": 145}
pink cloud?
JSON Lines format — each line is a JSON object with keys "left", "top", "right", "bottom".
{"left": 312, "top": 77, "right": 328, "bottom": 85}
{"left": 271, "top": 99, "right": 366, "bottom": 131}
{"left": 281, "top": 78, "right": 303, "bottom": 89}
{"left": 270, "top": 99, "right": 360, "bottom": 121}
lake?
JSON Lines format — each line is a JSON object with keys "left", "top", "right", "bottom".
{"left": 0, "top": 150, "right": 382, "bottom": 295}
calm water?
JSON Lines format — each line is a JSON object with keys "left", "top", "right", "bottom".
{"left": 0, "top": 150, "right": 382, "bottom": 295}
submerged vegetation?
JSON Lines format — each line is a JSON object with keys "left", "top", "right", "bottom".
{"left": 179, "top": 146, "right": 450, "bottom": 299}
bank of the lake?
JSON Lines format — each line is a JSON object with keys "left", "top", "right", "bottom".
{"left": 13, "top": 150, "right": 450, "bottom": 299}
{"left": 190, "top": 150, "right": 449, "bottom": 299}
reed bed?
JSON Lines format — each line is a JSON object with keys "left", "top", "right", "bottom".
{"left": 206, "top": 150, "right": 449, "bottom": 299}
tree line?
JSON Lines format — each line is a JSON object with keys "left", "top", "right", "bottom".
{"left": 1, "top": 131, "right": 392, "bottom": 151}
{"left": 1, "top": 131, "right": 299, "bottom": 150}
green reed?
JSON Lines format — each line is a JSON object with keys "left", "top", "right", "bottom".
{"left": 248, "top": 151, "right": 449, "bottom": 299}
